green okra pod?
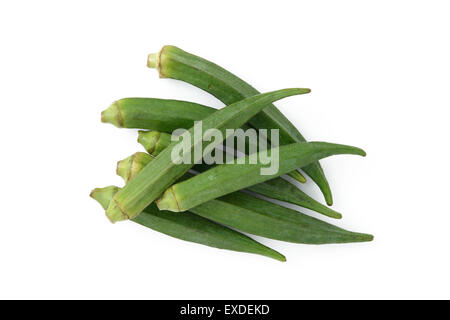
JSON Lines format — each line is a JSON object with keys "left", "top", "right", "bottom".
{"left": 138, "top": 131, "right": 341, "bottom": 219}
{"left": 157, "top": 142, "right": 366, "bottom": 212}
{"left": 102, "top": 97, "right": 306, "bottom": 183}
{"left": 147, "top": 45, "right": 332, "bottom": 204}
{"left": 191, "top": 192, "right": 373, "bottom": 244}
{"left": 101, "top": 98, "right": 217, "bottom": 132}
{"left": 91, "top": 186, "right": 286, "bottom": 261}
{"left": 117, "top": 153, "right": 372, "bottom": 244}
{"left": 106, "top": 88, "right": 310, "bottom": 222}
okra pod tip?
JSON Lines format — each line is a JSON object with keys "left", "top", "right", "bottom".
{"left": 288, "top": 170, "right": 307, "bottom": 183}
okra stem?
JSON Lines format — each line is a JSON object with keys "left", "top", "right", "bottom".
{"left": 147, "top": 45, "right": 333, "bottom": 204}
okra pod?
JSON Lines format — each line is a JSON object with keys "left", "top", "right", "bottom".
{"left": 102, "top": 97, "right": 306, "bottom": 183}
{"left": 157, "top": 142, "right": 366, "bottom": 212}
{"left": 138, "top": 131, "right": 341, "bottom": 219}
{"left": 147, "top": 45, "right": 332, "bottom": 204}
{"left": 91, "top": 186, "right": 286, "bottom": 261}
{"left": 101, "top": 97, "right": 217, "bottom": 132}
{"left": 117, "top": 153, "right": 372, "bottom": 244}
{"left": 106, "top": 88, "right": 310, "bottom": 222}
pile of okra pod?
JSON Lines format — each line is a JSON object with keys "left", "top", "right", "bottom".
{"left": 91, "top": 45, "right": 373, "bottom": 262}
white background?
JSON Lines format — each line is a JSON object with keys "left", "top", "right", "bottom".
{"left": 1, "top": 0, "right": 449, "bottom": 299}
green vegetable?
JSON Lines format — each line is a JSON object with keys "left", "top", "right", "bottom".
{"left": 117, "top": 153, "right": 372, "bottom": 244}
{"left": 192, "top": 192, "right": 373, "bottom": 244}
{"left": 138, "top": 131, "right": 341, "bottom": 219}
{"left": 101, "top": 98, "right": 216, "bottom": 132}
{"left": 157, "top": 142, "right": 366, "bottom": 212}
{"left": 147, "top": 45, "right": 332, "bottom": 204}
{"left": 90, "top": 186, "right": 286, "bottom": 261}
{"left": 106, "top": 88, "right": 310, "bottom": 222}
{"left": 102, "top": 97, "right": 306, "bottom": 183}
